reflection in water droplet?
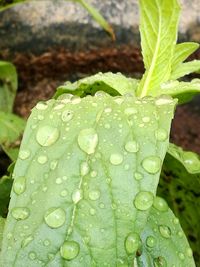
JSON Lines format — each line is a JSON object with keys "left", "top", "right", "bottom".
{"left": 142, "top": 156, "right": 161, "bottom": 174}
{"left": 125, "top": 232, "right": 141, "bottom": 254}
{"left": 60, "top": 241, "right": 80, "bottom": 260}
{"left": 11, "top": 207, "right": 30, "bottom": 220}
{"left": 125, "top": 141, "right": 139, "bottom": 153}
{"left": 155, "top": 128, "right": 168, "bottom": 141}
{"left": 110, "top": 153, "right": 123, "bottom": 165}
{"left": 134, "top": 191, "right": 154, "bottom": 211}
{"left": 36, "top": 125, "right": 59, "bottom": 147}
{"left": 13, "top": 176, "right": 26, "bottom": 195}
{"left": 72, "top": 189, "right": 83, "bottom": 204}
{"left": 146, "top": 236, "right": 156, "bottom": 248}
{"left": 89, "top": 190, "right": 100, "bottom": 201}
{"left": 61, "top": 110, "right": 74, "bottom": 122}
{"left": 153, "top": 197, "right": 168, "bottom": 212}
{"left": 78, "top": 128, "right": 98, "bottom": 154}
{"left": 134, "top": 172, "right": 143, "bottom": 181}
{"left": 159, "top": 225, "right": 171, "bottom": 239}
{"left": 80, "top": 162, "right": 90, "bottom": 176}
{"left": 44, "top": 207, "right": 66, "bottom": 228}
{"left": 19, "top": 150, "right": 30, "bottom": 160}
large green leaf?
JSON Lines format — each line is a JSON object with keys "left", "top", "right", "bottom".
{"left": 1, "top": 93, "right": 176, "bottom": 266}
{"left": 171, "top": 42, "right": 199, "bottom": 70}
{"left": 0, "top": 176, "right": 13, "bottom": 218}
{"left": 159, "top": 144, "right": 200, "bottom": 265}
{"left": 170, "top": 60, "right": 200, "bottom": 80}
{"left": 137, "top": 200, "right": 195, "bottom": 266}
{"left": 0, "top": 217, "right": 5, "bottom": 252}
{"left": 54, "top": 72, "right": 138, "bottom": 99}
{"left": 0, "top": 61, "right": 17, "bottom": 113}
{"left": 137, "top": 0, "right": 180, "bottom": 97}
{"left": 0, "top": 111, "right": 25, "bottom": 161}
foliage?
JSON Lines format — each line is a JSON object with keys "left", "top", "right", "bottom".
{"left": 0, "top": 0, "right": 200, "bottom": 266}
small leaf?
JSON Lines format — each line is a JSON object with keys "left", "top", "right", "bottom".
{"left": 158, "top": 79, "right": 200, "bottom": 103}
{"left": 1, "top": 93, "right": 176, "bottom": 266}
{"left": 159, "top": 143, "right": 200, "bottom": 265}
{"left": 54, "top": 72, "right": 138, "bottom": 99}
{"left": 0, "top": 61, "right": 17, "bottom": 113}
{"left": 171, "top": 60, "right": 200, "bottom": 80}
{"left": 0, "top": 111, "right": 25, "bottom": 160}
{"left": 137, "top": 0, "right": 180, "bottom": 97}
{"left": 0, "top": 176, "right": 13, "bottom": 218}
{"left": 137, "top": 203, "right": 195, "bottom": 266}
{"left": 172, "top": 42, "right": 199, "bottom": 69}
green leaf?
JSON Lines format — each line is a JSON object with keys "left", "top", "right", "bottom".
{"left": 1, "top": 93, "right": 176, "bottom": 266}
{"left": 171, "top": 60, "right": 200, "bottom": 80}
{"left": 157, "top": 79, "right": 200, "bottom": 103}
{"left": 0, "top": 176, "right": 13, "bottom": 218}
{"left": 0, "top": 61, "right": 17, "bottom": 113}
{"left": 73, "top": 0, "right": 115, "bottom": 40}
{"left": 0, "top": 217, "right": 5, "bottom": 252}
{"left": 159, "top": 143, "right": 200, "bottom": 265}
{"left": 137, "top": 201, "right": 195, "bottom": 266}
{"left": 54, "top": 72, "right": 139, "bottom": 99}
{"left": 137, "top": 0, "right": 180, "bottom": 97}
{"left": 172, "top": 42, "right": 199, "bottom": 69}
{"left": 0, "top": 111, "right": 25, "bottom": 161}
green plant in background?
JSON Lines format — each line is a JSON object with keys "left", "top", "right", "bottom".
{"left": 0, "top": 0, "right": 200, "bottom": 266}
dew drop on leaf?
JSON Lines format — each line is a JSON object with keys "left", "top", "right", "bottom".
{"left": 153, "top": 196, "right": 168, "bottom": 212}
{"left": 80, "top": 161, "right": 90, "bottom": 176}
{"left": 153, "top": 256, "right": 167, "bottom": 267}
{"left": 124, "top": 232, "right": 141, "bottom": 255}
{"left": 155, "top": 128, "right": 168, "bottom": 141}
{"left": 60, "top": 190, "right": 68, "bottom": 197}
{"left": 36, "top": 125, "right": 60, "bottom": 147}
{"left": 110, "top": 153, "right": 123, "bottom": 165}
{"left": 186, "top": 248, "right": 193, "bottom": 258}
{"left": 134, "top": 191, "right": 154, "bottom": 211}
{"left": 134, "top": 172, "right": 143, "bottom": 180}
{"left": 43, "top": 239, "right": 50, "bottom": 246}
{"left": 178, "top": 252, "right": 185, "bottom": 260}
{"left": 37, "top": 155, "right": 48, "bottom": 164}
{"left": 125, "top": 141, "right": 139, "bottom": 153}
{"left": 142, "top": 156, "right": 161, "bottom": 174}
{"left": 146, "top": 236, "right": 156, "bottom": 248}
{"left": 44, "top": 207, "right": 66, "bottom": 228}
{"left": 36, "top": 102, "right": 48, "bottom": 110}
{"left": 19, "top": 149, "right": 30, "bottom": 160}
{"left": 89, "top": 190, "right": 100, "bottom": 201}
{"left": 89, "top": 208, "right": 96, "bottom": 215}
{"left": 50, "top": 160, "right": 58, "bottom": 170}
{"left": 61, "top": 110, "right": 74, "bottom": 122}
{"left": 11, "top": 207, "right": 30, "bottom": 220}
{"left": 60, "top": 241, "right": 80, "bottom": 260}
{"left": 78, "top": 128, "right": 98, "bottom": 154}
{"left": 72, "top": 189, "right": 83, "bottom": 204}
{"left": 21, "top": 235, "right": 34, "bottom": 248}
{"left": 182, "top": 151, "right": 200, "bottom": 172}
{"left": 13, "top": 176, "right": 26, "bottom": 195}
{"left": 159, "top": 225, "right": 171, "bottom": 239}
{"left": 124, "top": 107, "right": 138, "bottom": 115}
{"left": 29, "top": 252, "right": 36, "bottom": 260}
{"left": 142, "top": 116, "right": 150, "bottom": 123}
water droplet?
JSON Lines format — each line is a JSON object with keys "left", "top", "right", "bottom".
{"left": 21, "top": 235, "right": 33, "bottom": 248}
{"left": 142, "top": 156, "right": 161, "bottom": 174}
{"left": 44, "top": 239, "right": 50, "bottom": 246}
{"left": 159, "top": 225, "right": 171, "bottom": 239}
{"left": 155, "top": 95, "right": 174, "bottom": 105}
{"left": 99, "top": 203, "right": 105, "bottom": 209}
{"left": 104, "top": 123, "right": 111, "bottom": 129}
{"left": 78, "top": 128, "right": 98, "bottom": 154}
{"left": 90, "top": 170, "right": 97, "bottom": 178}
{"left": 146, "top": 236, "right": 156, "bottom": 248}
{"left": 134, "top": 172, "right": 143, "bottom": 180}
{"left": 19, "top": 149, "right": 30, "bottom": 160}
{"left": 90, "top": 208, "right": 96, "bottom": 215}
{"left": 125, "top": 232, "right": 141, "bottom": 254}
{"left": 13, "top": 176, "right": 26, "bottom": 195}
{"left": 72, "top": 189, "right": 83, "bottom": 204}
{"left": 36, "top": 125, "right": 59, "bottom": 147}
{"left": 178, "top": 252, "right": 185, "bottom": 260}
{"left": 37, "top": 155, "right": 48, "bottom": 164}
{"left": 124, "top": 107, "right": 138, "bottom": 115}
{"left": 36, "top": 102, "right": 48, "bottom": 110}
{"left": 11, "top": 207, "right": 30, "bottom": 220}
{"left": 186, "top": 248, "right": 193, "bottom": 258}
{"left": 56, "top": 178, "right": 63, "bottom": 184}
{"left": 110, "top": 153, "right": 123, "bottom": 165}
{"left": 71, "top": 96, "right": 81, "bottom": 104}
{"left": 153, "top": 197, "right": 168, "bottom": 212}
{"left": 80, "top": 162, "right": 90, "bottom": 176}
{"left": 134, "top": 191, "right": 154, "bottom": 211}
{"left": 104, "top": 107, "right": 112, "bottom": 113}
{"left": 89, "top": 190, "right": 100, "bottom": 201}
{"left": 142, "top": 116, "right": 150, "bottom": 123}
{"left": 61, "top": 110, "right": 74, "bottom": 122}
{"left": 125, "top": 141, "right": 139, "bottom": 153}
{"left": 29, "top": 252, "right": 36, "bottom": 260}
{"left": 155, "top": 129, "right": 168, "bottom": 141}
{"left": 54, "top": 103, "right": 64, "bottom": 110}
{"left": 60, "top": 241, "right": 80, "bottom": 260}
{"left": 60, "top": 190, "right": 68, "bottom": 197}
{"left": 182, "top": 152, "right": 200, "bottom": 172}
{"left": 44, "top": 207, "right": 66, "bottom": 228}
{"left": 50, "top": 160, "right": 58, "bottom": 170}
{"left": 173, "top": 218, "right": 179, "bottom": 225}
{"left": 153, "top": 256, "right": 167, "bottom": 267}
